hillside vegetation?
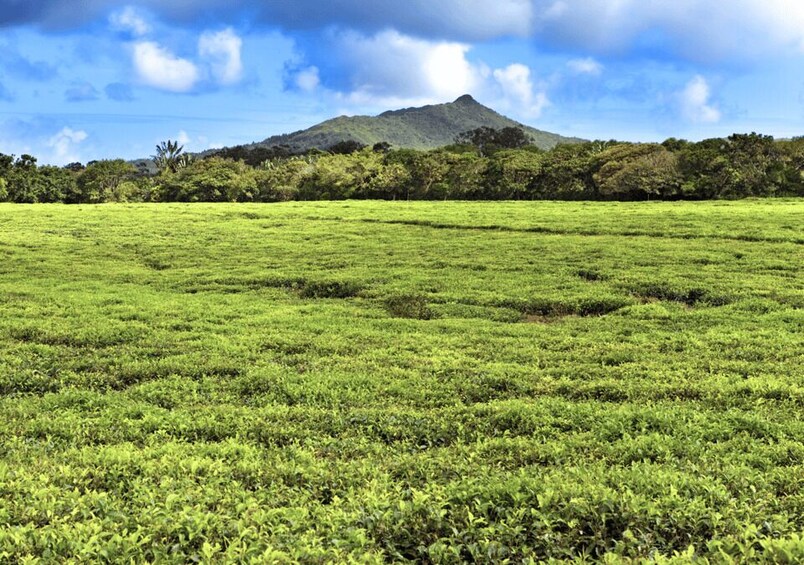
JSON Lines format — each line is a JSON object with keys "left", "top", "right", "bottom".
{"left": 0, "top": 201, "right": 802, "bottom": 562}
{"left": 246, "top": 95, "right": 584, "bottom": 153}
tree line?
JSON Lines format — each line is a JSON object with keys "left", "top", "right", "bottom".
{"left": 1, "top": 129, "right": 802, "bottom": 204}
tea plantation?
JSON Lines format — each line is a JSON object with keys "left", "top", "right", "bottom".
{"left": 0, "top": 200, "right": 802, "bottom": 563}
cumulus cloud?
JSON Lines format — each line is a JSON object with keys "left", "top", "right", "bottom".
{"left": 47, "top": 127, "right": 88, "bottom": 164}
{"left": 493, "top": 64, "right": 549, "bottom": 118}
{"left": 341, "top": 30, "right": 481, "bottom": 101}
{"left": 679, "top": 75, "right": 721, "bottom": 124}
{"left": 132, "top": 41, "right": 199, "bottom": 92}
{"left": 293, "top": 66, "right": 321, "bottom": 93}
{"left": 567, "top": 57, "right": 603, "bottom": 76}
{"left": 109, "top": 5, "right": 150, "bottom": 37}
{"left": 198, "top": 28, "right": 243, "bottom": 85}
{"left": 287, "top": 30, "right": 486, "bottom": 107}
{"left": 64, "top": 81, "right": 100, "bottom": 102}
{"left": 129, "top": 28, "right": 244, "bottom": 93}
{"left": 286, "top": 29, "right": 559, "bottom": 119}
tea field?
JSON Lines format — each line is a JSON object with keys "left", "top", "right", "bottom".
{"left": 0, "top": 200, "right": 802, "bottom": 563}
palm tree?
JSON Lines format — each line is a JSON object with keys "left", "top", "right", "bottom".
{"left": 152, "top": 140, "right": 190, "bottom": 173}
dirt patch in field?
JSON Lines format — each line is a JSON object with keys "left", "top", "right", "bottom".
{"left": 500, "top": 296, "right": 631, "bottom": 321}
{"left": 385, "top": 294, "right": 436, "bottom": 320}
{"left": 628, "top": 283, "right": 732, "bottom": 307}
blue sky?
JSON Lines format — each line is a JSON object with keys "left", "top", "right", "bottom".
{"left": 0, "top": 0, "right": 802, "bottom": 165}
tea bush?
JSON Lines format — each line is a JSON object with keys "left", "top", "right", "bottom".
{"left": 0, "top": 200, "right": 802, "bottom": 562}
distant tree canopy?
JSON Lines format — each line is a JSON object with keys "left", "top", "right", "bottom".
{"left": 210, "top": 144, "right": 295, "bottom": 167}
{"left": 328, "top": 140, "right": 367, "bottom": 155}
{"left": 455, "top": 126, "right": 534, "bottom": 156}
{"left": 75, "top": 160, "right": 138, "bottom": 203}
{"left": 160, "top": 157, "right": 257, "bottom": 202}
{"left": 1, "top": 131, "right": 803, "bottom": 204}
{"left": 0, "top": 154, "right": 77, "bottom": 204}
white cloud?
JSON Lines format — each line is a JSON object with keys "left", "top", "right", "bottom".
{"left": 340, "top": 30, "right": 481, "bottom": 101}
{"left": 310, "top": 30, "right": 485, "bottom": 107}
{"left": 47, "top": 127, "right": 88, "bottom": 165}
{"left": 567, "top": 57, "right": 603, "bottom": 75}
{"left": 290, "top": 30, "right": 557, "bottom": 121}
{"left": 423, "top": 42, "right": 486, "bottom": 100}
{"left": 294, "top": 66, "right": 320, "bottom": 92}
{"left": 679, "top": 75, "right": 721, "bottom": 124}
{"left": 177, "top": 130, "right": 191, "bottom": 146}
{"left": 198, "top": 28, "right": 243, "bottom": 85}
{"left": 493, "top": 63, "right": 549, "bottom": 118}
{"left": 132, "top": 41, "right": 199, "bottom": 92}
{"left": 109, "top": 6, "right": 150, "bottom": 37}
{"left": 131, "top": 29, "right": 244, "bottom": 93}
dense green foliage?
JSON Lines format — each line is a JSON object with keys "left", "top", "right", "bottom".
{"left": 2, "top": 134, "right": 803, "bottom": 204}
{"left": 0, "top": 201, "right": 802, "bottom": 562}
{"left": 454, "top": 126, "right": 534, "bottom": 156}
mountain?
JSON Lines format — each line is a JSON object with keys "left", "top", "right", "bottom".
{"left": 248, "top": 95, "right": 585, "bottom": 153}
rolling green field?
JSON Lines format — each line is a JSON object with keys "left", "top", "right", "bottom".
{"left": 0, "top": 200, "right": 802, "bottom": 563}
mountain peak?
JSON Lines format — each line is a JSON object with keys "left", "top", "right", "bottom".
{"left": 453, "top": 94, "right": 478, "bottom": 105}
{"left": 252, "top": 96, "right": 585, "bottom": 153}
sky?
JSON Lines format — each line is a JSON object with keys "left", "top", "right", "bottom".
{"left": 0, "top": 1, "right": 803, "bottom": 165}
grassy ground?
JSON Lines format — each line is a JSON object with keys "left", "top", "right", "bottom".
{"left": 0, "top": 200, "right": 802, "bottom": 563}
